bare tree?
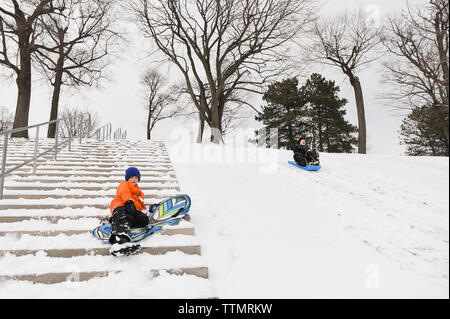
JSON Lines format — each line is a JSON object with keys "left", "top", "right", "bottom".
{"left": 0, "top": 0, "right": 65, "bottom": 138}
{"left": 33, "top": 0, "right": 120, "bottom": 138}
{"left": 381, "top": 0, "right": 449, "bottom": 147}
{"left": 179, "top": 79, "right": 256, "bottom": 142}
{"left": 310, "top": 9, "right": 381, "bottom": 154}
{"left": 141, "top": 68, "right": 183, "bottom": 140}
{"left": 129, "top": 0, "right": 315, "bottom": 143}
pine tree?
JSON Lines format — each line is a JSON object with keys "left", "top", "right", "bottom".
{"left": 256, "top": 74, "right": 358, "bottom": 152}
{"left": 300, "top": 73, "right": 358, "bottom": 153}
{"left": 399, "top": 104, "right": 449, "bottom": 156}
{"left": 256, "top": 78, "right": 308, "bottom": 149}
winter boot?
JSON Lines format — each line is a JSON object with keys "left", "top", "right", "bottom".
{"left": 109, "top": 206, "right": 132, "bottom": 244}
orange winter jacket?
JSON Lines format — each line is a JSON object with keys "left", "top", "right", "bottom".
{"left": 110, "top": 181, "right": 145, "bottom": 214}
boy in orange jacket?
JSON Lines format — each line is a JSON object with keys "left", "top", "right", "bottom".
{"left": 109, "top": 167, "right": 150, "bottom": 244}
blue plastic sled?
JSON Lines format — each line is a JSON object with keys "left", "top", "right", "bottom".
{"left": 288, "top": 161, "right": 321, "bottom": 171}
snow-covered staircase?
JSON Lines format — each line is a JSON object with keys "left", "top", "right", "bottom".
{"left": 0, "top": 139, "right": 216, "bottom": 297}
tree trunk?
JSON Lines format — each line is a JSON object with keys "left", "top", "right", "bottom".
{"left": 210, "top": 120, "right": 223, "bottom": 143}
{"left": 11, "top": 38, "right": 32, "bottom": 138}
{"left": 47, "top": 66, "right": 64, "bottom": 138}
{"left": 196, "top": 113, "right": 205, "bottom": 143}
{"left": 210, "top": 101, "right": 223, "bottom": 144}
{"left": 349, "top": 75, "right": 367, "bottom": 154}
{"left": 147, "top": 107, "right": 152, "bottom": 140}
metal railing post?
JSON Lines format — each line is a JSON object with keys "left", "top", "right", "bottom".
{"left": 0, "top": 134, "right": 8, "bottom": 200}
{"left": 33, "top": 126, "right": 39, "bottom": 175}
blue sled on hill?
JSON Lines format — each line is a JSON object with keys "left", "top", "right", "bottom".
{"left": 288, "top": 161, "right": 321, "bottom": 171}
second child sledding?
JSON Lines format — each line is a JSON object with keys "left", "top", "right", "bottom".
{"left": 293, "top": 137, "right": 320, "bottom": 167}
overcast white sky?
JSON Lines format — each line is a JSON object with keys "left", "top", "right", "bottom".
{"left": 0, "top": 0, "right": 429, "bottom": 154}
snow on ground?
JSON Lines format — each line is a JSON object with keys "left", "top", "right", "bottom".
{"left": 167, "top": 141, "right": 449, "bottom": 298}
{"left": 0, "top": 270, "right": 215, "bottom": 299}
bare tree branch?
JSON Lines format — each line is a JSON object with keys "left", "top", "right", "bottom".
{"left": 380, "top": 0, "right": 449, "bottom": 146}
{"left": 306, "top": 9, "right": 381, "bottom": 153}
{"left": 129, "top": 0, "right": 316, "bottom": 143}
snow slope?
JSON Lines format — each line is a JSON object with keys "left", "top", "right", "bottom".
{"left": 168, "top": 142, "right": 449, "bottom": 298}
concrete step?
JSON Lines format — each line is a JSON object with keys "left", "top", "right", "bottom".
{"left": 0, "top": 251, "right": 208, "bottom": 283}
{"left": 7, "top": 150, "right": 168, "bottom": 154}
{"left": 0, "top": 213, "right": 191, "bottom": 223}
{"left": 3, "top": 142, "right": 164, "bottom": 148}
{"left": 3, "top": 184, "right": 180, "bottom": 191}
{"left": 0, "top": 203, "right": 109, "bottom": 210}
{"left": 0, "top": 267, "right": 209, "bottom": 284}
{"left": 5, "top": 152, "right": 169, "bottom": 157}
{"left": 0, "top": 245, "right": 201, "bottom": 258}
{"left": 5, "top": 155, "right": 170, "bottom": 161}
{"left": 4, "top": 143, "right": 164, "bottom": 148}
{"left": 4, "top": 161, "right": 172, "bottom": 168}
{"left": 6, "top": 163, "right": 172, "bottom": 172}
{"left": 0, "top": 216, "right": 195, "bottom": 237}
{"left": 0, "top": 231, "right": 202, "bottom": 257}
{"left": 0, "top": 226, "right": 195, "bottom": 237}
{"left": 0, "top": 244, "right": 202, "bottom": 257}
{"left": 5, "top": 149, "right": 168, "bottom": 154}
{"left": 8, "top": 171, "right": 176, "bottom": 178}
{"left": 0, "top": 191, "right": 177, "bottom": 200}
{"left": 7, "top": 177, "right": 177, "bottom": 184}
{"left": 8, "top": 166, "right": 174, "bottom": 174}
{"left": 0, "top": 215, "right": 106, "bottom": 223}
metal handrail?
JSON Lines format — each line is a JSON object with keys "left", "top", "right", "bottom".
{"left": 0, "top": 114, "right": 127, "bottom": 199}
{"left": 90, "top": 122, "right": 111, "bottom": 140}
{"left": 113, "top": 127, "right": 128, "bottom": 140}
{"left": 90, "top": 123, "right": 127, "bottom": 141}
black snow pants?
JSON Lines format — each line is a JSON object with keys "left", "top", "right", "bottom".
{"left": 109, "top": 205, "right": 149, "bottom": 244}
{"left": 293, "top": 149, "right": 319, "bottom": 166}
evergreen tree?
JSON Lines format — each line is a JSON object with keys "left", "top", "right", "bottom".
{"left": 256, "top": 74, "right": 358, "bottom": 152}
{"left": 399, "top": 104, "right": 449, "bottom": 156}
{"left": 256, "top": 78, "right": 308, "bottom": 149}
{"left": 301, "top": 73, "right": 358, "bottom": 153}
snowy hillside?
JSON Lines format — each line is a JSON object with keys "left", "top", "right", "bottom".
{"left": 168, "top": 142, "right": 449, "bottom": 298}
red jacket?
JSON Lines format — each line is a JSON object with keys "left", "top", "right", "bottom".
{"left": 110, "top": 181, "right": 145, "bottom": 214}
